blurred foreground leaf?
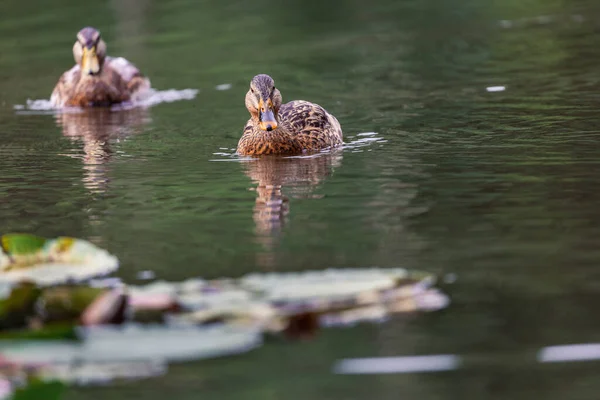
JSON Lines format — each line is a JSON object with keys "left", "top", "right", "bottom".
{"left": 0, "top": 283, "right": 41, "bottom": 330}
{"left": 1, "top": 235, "right": 46, "bottom": 256}
{"left": 0, "top": 323, "right": 77, "bottom": 340}
{"left": 12, "top": 380, "right": 64, "bottom": 400}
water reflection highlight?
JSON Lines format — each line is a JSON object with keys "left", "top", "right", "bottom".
{"left": 241, "top": 151, "right": 343, "bottom": 267}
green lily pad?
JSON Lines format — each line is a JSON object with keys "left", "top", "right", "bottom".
{"left": 1, "top": 234, "right": 47, "bottom": 257}
{"left": 0, "top": 324, "right": 262, "bottom": 365}
{"left": 0, "top": 235, "right": 119, "bottom": 286}
{"left": 0, "top": 267, "right": 449, "bottom": 393}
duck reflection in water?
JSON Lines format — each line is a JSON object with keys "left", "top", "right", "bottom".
{"left": 241, "top": 150, "right": 343, "bottom": 268}
{"left": 56, "top": 108, "right": 150, "bottom": 194}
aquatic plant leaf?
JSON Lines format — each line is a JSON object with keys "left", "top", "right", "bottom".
{"left": 240, "top": 268, "right": 409, "bottom": 302}
{"left": 0, "top": 267, "right": 448, "bottom": 390}
{"left": 41, "top": 287, "right": 107, "bottom": 323}
{"left": 1, "top": 234, "right": 46, "bottom": 256}
{"left": 239, "top": 268, "right": 406, "bottom": 319}
{"left": 12, "top": 379, "right": 64, "bottom": 400}
{"left": 0, "top": 324, "right": 262, "bottom": 364}
{"left": 51, "top": 238, "right": 75, "bottom": 254}
{"left": 0, "top": 235, "right": 119, "bottom": 286}
{"left": 0, "top": 282, "right": 41, "bottom": 330}
{"left": 0, "top": 323, "right": 77, "bottom": 340}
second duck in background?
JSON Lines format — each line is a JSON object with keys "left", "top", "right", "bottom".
{"left": 50, "top": 27, "right": 150, "bottom": 108}
{"left": 237, "top": 74, "right": 343, "bottom": 156}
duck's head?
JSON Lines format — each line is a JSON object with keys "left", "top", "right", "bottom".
{"left": 246, "top": 74, "right": 282, "bottom": 131}
{"left": 73, "top": 27, "right": 106, "bottom": 76}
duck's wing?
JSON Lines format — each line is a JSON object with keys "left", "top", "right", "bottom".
{"left": 279, "top": 100, "right": 343, "bottom": 148}
{"left": 105, "top": 56, "right": 151, "bottom": 101}
{"left": 50, "top": 65, "right": 81, "bottom": 108}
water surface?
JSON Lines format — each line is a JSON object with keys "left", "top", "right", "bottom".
{"left": 2, "top": 0, "right": 600, "bottom": 398}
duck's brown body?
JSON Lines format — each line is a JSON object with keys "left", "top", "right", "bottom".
{"left": 238, "top": 100, "right": 343, "bottom": 156}
{"left": 237, "top": 75, "right": 343, "bottom": 156}
{"left": 50, "top": 28, "right": 149, "bottom": 108}
{"left": 51, "top": 57, "right": 149, "bottom": 108}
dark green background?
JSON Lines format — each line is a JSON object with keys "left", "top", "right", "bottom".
{"left": 1, "top": 0, "right": 600, "bottom": 398}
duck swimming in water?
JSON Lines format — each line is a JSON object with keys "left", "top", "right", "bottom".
{"left": 50, "top": 27, "right": 150, "bottom": 108}
{"left": 237, "top": 74, "right": 343, "bottom": 156}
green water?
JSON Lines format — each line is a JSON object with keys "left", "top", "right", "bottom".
{"left": 2, "top": 0, "right": 600, "bottom": 398}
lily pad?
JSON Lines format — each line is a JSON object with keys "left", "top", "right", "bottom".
{"left": 0, "top": 324, "right": 262, "bottom": 364}
{"left": 240, "top": 268, "right": 410, "bottom": 302}
{"left": 0, "top": 235, "right": 118, "bottom": 286}
{"left": 1, "top": 234, "right": 47, "bottom": 257}
{"left": 0, "top": 267, "right": 449, "bottom": 392}
{"left": 237, "top": 268, "right": 438, "bottom": 316}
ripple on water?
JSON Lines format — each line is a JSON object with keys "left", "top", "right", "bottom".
{"left": 215, "top": 83, "right": 232, "bottom": 91}
{"left": 12, "top": 88, "right": 199, "bottom": 114}
{"left": 344, "top": 132, "right": 386, "bottom": 152}
{"left": 209, "top": 132, "right": 386, "bottom": 161}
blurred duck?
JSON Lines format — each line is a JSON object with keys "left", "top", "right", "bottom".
{"left": 237, "top": 74, "right": 343, "bottom": 156}
{"left": 50, "top": 27, "right": 150, "bottom": 108}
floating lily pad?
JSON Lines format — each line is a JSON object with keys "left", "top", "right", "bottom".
{"left": 238, "top": 268, "right": 441, "bottom": 316}
{"left": 0, "top": 234, "right": 118, "bottom": 286}
{"left": 1, "top": 234, "right": 47, "bottom": 257}
{"left": 0, "top": 267, "right": 449, "bottom": 392}
{"left": 240, "top": 268, "right": 410, "bottom": 302}
{"left": 0, "top": 324, "right": 262, "bottom": 364}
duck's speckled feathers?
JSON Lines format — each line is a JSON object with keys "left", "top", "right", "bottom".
{"left": 279, "top": 100, "right": 342, "bottom": 149}
{"left": 238, "top": 100, "right": 343, "bottom": 156}
{"left": 50, "top": 57, "right": 150, "bottom": 108}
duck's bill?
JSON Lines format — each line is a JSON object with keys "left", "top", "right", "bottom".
{"left": 81, "top": 47, "right": 100, "bottom": 75}
{"left": 259, "top": 109, "right": 278, "bottom": 131}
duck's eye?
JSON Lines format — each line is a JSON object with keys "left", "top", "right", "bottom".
{"left": 250, "top": 87, "right": 255, "bottom": 94}
{"left": 271, "top": 87, "right": 275, "bottom": 96}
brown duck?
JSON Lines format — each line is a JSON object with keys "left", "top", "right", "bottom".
{"left": 237, "top": 74, "right": 343, "bottom": 156}
{"left": 50, "top": 27, "right": 150, "bottom": 108}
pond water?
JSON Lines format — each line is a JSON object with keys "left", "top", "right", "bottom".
{"left": 2, "top": 0, "right": 600, "bottom": 398}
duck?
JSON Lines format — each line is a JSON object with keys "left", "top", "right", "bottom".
{"left": 237, "top": 74, "right": 343, "bottom": 156}
{"left": 50, "top": 27, "right": 150, "bottom": 108}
